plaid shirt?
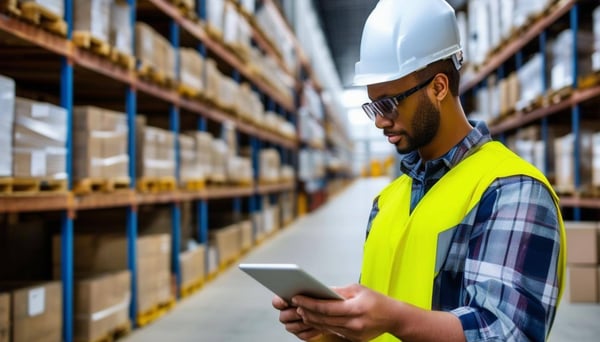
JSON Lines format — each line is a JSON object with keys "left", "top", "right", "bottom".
{"left": 366, "top": 121, "right": 562, "bottom": 342}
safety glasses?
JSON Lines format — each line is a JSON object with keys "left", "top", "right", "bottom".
{"left": 361, "top": 76, "right": 435, "bottom": 121}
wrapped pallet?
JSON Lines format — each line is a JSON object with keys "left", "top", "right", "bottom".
{"left": 205, "top": 59, "right": 221, "bottom": 102}
{"left": 74, "top": 271, "right": 131, "bottom": 342}
{"left": 179, "top": 134, "right": 196, "bottom": 183}
{"left": 110, "top": 1, "right": 133, "bottom": 55}
{"left": 0, "top": 75, "right": 15, "bottom": 177}
{"left": 259, "top": 148, "right": 281, "bottom": 183}
{"left": 74, "top": 0, "right": 111, "bottom": 41}
{"left": 0, "top": 282, "right": 62, "bottom": 342}
{"left": 179, "top": 48, "right": 204, "bottom": 94}
{"left": 187, "top": 131, "right": 213, "bottom": 182}
{"left": 72, "top": 106, "right": 129, "bottom": 181}
{"left": 206, "top": 0, "right": 225, "bottom": 39}
{"left": 210, "top": 139, "right": 228, "bottom": 183}
{"left": 136, "top": 117, "right": 176, "bottom": 180}
{"left": 12, "top": 98, "right": 67, "bottom": 179}
{"left": 135, "top": 22, "right": 155, "bottom": 69}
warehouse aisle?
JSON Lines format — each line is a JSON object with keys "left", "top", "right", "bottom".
{"left": 122, "top": 177, "right": 600, "bottom": 342}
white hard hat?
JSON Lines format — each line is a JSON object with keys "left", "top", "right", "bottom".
{"left": 354, "top": 0, "right": 463, "bottom": 86}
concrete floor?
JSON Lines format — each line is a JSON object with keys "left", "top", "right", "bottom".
{"left": 123, "top": 178, "right": 600, "bottom": 342}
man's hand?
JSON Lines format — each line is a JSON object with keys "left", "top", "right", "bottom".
{"left": 273, "top": 295, "right": 329, "bottom": 341}
{"left": 291, "top": 284, "right": 399, "bottom": 342}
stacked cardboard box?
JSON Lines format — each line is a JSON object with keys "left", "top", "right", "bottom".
{"left": 0, "top": 293, "right": 8, "bottom": 342}
{"left": 280, "top": 191, "right": 295, "bottom": 225}
{"left": 179, "top": 246, "right": 206, "bottom": 289}
{"left": 179, "top": 48, "right": 204, "bottom": 94}
{"left": 73, "top": 106, "right": 129, "bottom": 181}
{"left": 12, "top": 98, "right": 67, "bottom": 179}
{"left": 239, "top": 220, "right": 253, "bottom": 251}
{"left": 554, "top": 132, "right": 595, "bottom": 192}
{"left": 209, "top": 224, "right": 241, "bottom": 267}
{"left": 206, "top": 0, "right": 225, "bottom": 39}
{"left": 135, "top": 23, "right": 176, "bottom": 81}
{"left": 550, "top": 29, "right": 595, "bottom": 91}
{"left": 179, "top": 134, "right": 196, "bottom": 184}
{"left": 235, "top": 83, "right": 265, "bottom": 125}
{"left": 136, "top": 117, "right": 176, "bottom": 179}
{"left": 226, "top": 156, "right": 253, "bottom": 185}
{"left": 110, "top": 1, "right": 132, "bottom": 55}
{"left": 205, "top": 59, "right": 221, "bottom": 102}
{"left": 565, "top": 221, "right": 600, "bottom": 303}
{"left": 74, "top": 0, "right": 110, "bottom": 41}
{"left": 594, "top": 6, "right": 600, "bottom": 71}
{"left": 593, "top": 133, "right": 600, "bottom": 188}
{"left": 0, "top": 282, "right": 62, "bottom": 342}
{"left": 74, "top": 271, "right": 131, "bottom": 342}
{"left": 259, "top": 148, "right": 281, "bottom": 183}
{"left": 53, "top": 234, "right": 171, "bottom": 314}
{"left": 210, "top": 139, "right": 228, "bottom": 183}
{"left": 187, "top": 131, "right": 214, "bottom": 182}
{"left": 0, "top": 75, "right": 15, "bottom": 177}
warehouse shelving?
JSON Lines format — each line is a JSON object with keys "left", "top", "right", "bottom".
{"left": 0, "top": 0, "right": 349, "bottom": 341}
{"left": 460, "top": 0, "right": 600, "bottom": 218}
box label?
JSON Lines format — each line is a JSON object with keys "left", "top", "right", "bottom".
{"left": 28, "top": 287, "right": 45, "bottom": 317}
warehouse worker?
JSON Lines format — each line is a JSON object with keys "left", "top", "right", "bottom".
{"left": 273, "top": 0, "right": 566, "bottom": 341}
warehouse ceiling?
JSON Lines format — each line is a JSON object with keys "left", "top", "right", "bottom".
{"left": 312, "top": 0, "right": 466, "bottom": 88}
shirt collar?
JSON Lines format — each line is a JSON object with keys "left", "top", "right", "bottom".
{"left": 399, "top": 120, "right": 492, "bottom": 178}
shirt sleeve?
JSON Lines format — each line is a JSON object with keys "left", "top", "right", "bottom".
{"left": 450, "top": 176, "right": 562, "bottom": 342}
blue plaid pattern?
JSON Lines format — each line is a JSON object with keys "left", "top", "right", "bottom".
{"left": 366, "top": 121, "right": 562, "bottom": 342}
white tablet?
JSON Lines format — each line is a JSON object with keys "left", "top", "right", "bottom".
{"left": 239, "top": 263, "right": 345, "bottom": 303}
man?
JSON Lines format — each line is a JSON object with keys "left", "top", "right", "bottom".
{"left": 273, "top": 0, "right": 566, "bottom": 341}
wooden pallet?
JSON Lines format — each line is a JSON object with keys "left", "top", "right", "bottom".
{"left": 177, "top": 83, "right": 203, "bottom": 100}
{"left": 73, "top": 177, "right": 130, "bottom": 195}
{"left": 137, "top": 177, "right": 177, "bottom": 193}
{"left": 76, "top": 321, "right": 131, "bottom": 342}
{"left": 138, "top": 63, "right": 176, "bottom": 88}
{"left": 0, "top": 178, "right": 67, "bottom": 195}
{"left": 20, "top": 1, "right": 67, "bottom": 36}
{"left": 109, "top": 48, "right": 135, "bottom": 70}
{"left": 180, "top": 277, "right": 205, "bottom": 299}
{"left": 73, "top": 31, "right": 111, "bottom": 57}
{"left": 181, "top": 178, "right": 205, "bottom": 191}
{"left": 136, "top": 298, "right": 176, "bottom": 328}
{"left": 579, "top": 70, "right": 600, "bottom": 90}
{"left": 547, "top": 86, "right": 573, "bottom": 105}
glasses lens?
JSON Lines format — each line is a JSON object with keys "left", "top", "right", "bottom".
{"left": 362, "top": 99, "right": 397, "bottom": 121}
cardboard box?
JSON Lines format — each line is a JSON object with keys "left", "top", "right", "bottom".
{"left": 239, "top": 220, "right": 253, "bottom": 251}
{"left": 53, "top": 234, "right": 170, "bottom": 313}
{"left": 565, "top": 221, "right": 600, "bottom": 265}
{"left": 569, "top": 266, "right": 599, "bottom": 303}
{"left": 110, "top": 1, "right": 132, "bottom": 55}
{"left": 74, "top": 271, "right": 131, "bottom": 342}
{"left": 74, "top": 0, "right": 110, "bottom": 41}
{"left": 3, "top": 282, "right": 62, "bottom": 342}
{"left": 210, "top": 224, "right": 241, "bottom": 266}
{"left": 19, "top": 0, "right": 64, "bottom": 18}
{"left": 0, "top": 293, "right": 9, "bottom": 342}
{"left": 0, "top": 75, "right": 15, "bottom": 177}
{"left": 180, "top": 246, "right": 206, "bottom": 288}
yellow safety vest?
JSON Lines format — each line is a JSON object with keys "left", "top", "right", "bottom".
{"left": 360, "top": 141, "right": 566, "bottom": 341}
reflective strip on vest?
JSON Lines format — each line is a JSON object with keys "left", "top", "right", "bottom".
{"left": 360, "top": 141, "right": 566, "bottom": 342}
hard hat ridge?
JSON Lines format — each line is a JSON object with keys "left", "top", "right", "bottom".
{"left": 354, "top": 0, "right": 462, "bottom": 86}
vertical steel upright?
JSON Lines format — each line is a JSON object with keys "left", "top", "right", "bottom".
{"left": 170, "top": 20, "right": 182, "bottom": 296}
{"left": 232, "top": 70, "right": 242, "bottom": 216}
{"left": 61, "top": 1, "right": 74, "bottom": 341}
{"left": 126, "top": 0, "right": 139, "bottom": 326}
{"left": 571, "top": 4, "right": 581, "bottom": 220}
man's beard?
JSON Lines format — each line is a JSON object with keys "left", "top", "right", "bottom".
{"left": 396, "top": 93, "right": 440, "bottom": 155}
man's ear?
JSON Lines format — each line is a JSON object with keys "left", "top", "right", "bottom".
{"left": 432, "top": 73, "right": 449, "bottom": 100}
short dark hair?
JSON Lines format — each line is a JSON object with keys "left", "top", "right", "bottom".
{"left": 416, "top": 59, "right": 460, "bottom": 96}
